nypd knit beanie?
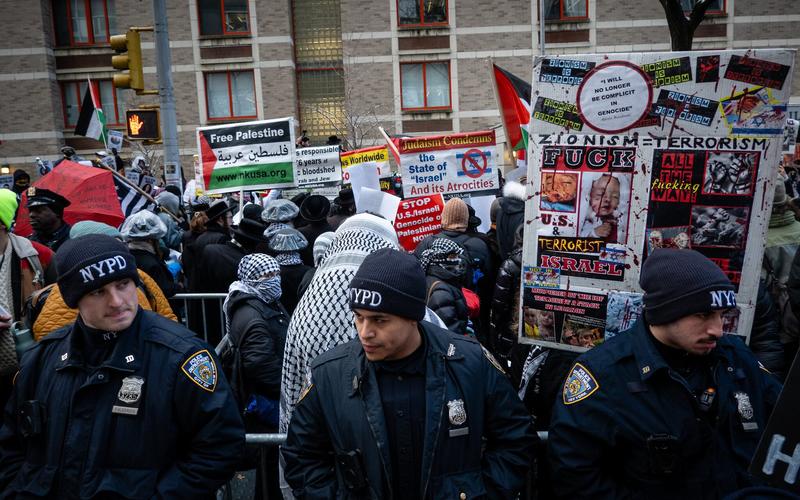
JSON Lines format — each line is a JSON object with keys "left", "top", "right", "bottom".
{"left": 349, "top": 248, "right": 427, "bottom": 321}
{"left": 56, "top": 234, "right": 140, "bottom": 308}
{"left": 640, "top": 249, "right": 736, "bottom": 325}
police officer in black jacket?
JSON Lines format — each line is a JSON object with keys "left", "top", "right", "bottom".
{"left": 283, "top": 248, "right": 535, "bottom": 499}
{"left": 548, "top": 249, "right": 782, "bottom": 499}
{"left": 0, "top": 234, "right": 245, "bottom": 498}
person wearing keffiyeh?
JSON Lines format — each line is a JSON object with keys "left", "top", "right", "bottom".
{"left": 222, "top": 253, "right": 288, "bottom": 499}
{"left": 420, "top": 238, "right": 469, "bottom": 335}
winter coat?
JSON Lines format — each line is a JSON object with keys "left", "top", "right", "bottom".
{"left": 548, "top": 319, "right": 782, "bottom": 499}
{"left": 226, "top": 291, "right": 289, "bottom": 400}
{"left": 130, "top": 248, "right": 178, "bottom": 298}
{"left": 426, "top": 271, "right": 468, "bottom": 336}
{"left": 415, "top": 231, "right": 493, "bottom": 290}
{"left": 197, "top": 241, "right": 246, "bottom": 293}
{"left": 157, "top": 212, "right": 183, "bottom": 251}
{"left": 0, "top": 310, "right": 245, "bottom": 498}
{"left": 185, "top": 224, "right": 229, "bottom": 292}
{"left": 32, "top": 269, "right": 177, "bottom": 342}
{"left": 750, "top": 281, "right": 787, "bottom": 378}
{"left": 282, "top": 321, "right": 536, "bottom": 499}
{"left": 490, "top": 248, "right": 522, "bottom": 355}
{"left": 279, "top": 263, "right": 313, "bottom": 316}
{"left": 495, "top": 183, "right": 526, "bottom": 261}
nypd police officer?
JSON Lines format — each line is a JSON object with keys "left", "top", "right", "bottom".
{"left": 282, "top": 248, "right": 535, "bottom": 499}
{"left": 26, "top": 187, "right": 72, "bottom": 252}
{"left": 0, "top": 234, "right": 245, "bottom": 498}
{"left": 548, "top": 249, "right": 782, "bottom": 499}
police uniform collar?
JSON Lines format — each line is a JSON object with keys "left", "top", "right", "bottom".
{"left": 631, "top": 321, "right": 671, "bottom": 381}
{"left": 56, "top": 308, "right": 144, "bottom": 372}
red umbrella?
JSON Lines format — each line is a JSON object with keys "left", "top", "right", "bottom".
{"left": 13, "top": 160, "right": 125, "bottom": 237}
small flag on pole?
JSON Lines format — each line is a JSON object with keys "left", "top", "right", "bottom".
{"left": 492, "top": 64, "right": 531, "bottom": 155}
{"left": 74, "top": 79, "right": 108, "bottom": 146}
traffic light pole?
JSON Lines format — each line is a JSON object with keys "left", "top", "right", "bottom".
{"left": 152, "top": 0, "right": 181, "bottom": 189}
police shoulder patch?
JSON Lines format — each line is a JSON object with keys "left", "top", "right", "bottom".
{"left": 481, "top": 345, "right": 506, "bottom": 374}
{"left": 563, "top": 362, "right": 600, "bottom": 405}
{"left": 181, "top": 349, "right": 218, "bottom": 392}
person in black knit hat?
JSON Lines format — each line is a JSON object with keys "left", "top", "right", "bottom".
{"left": 283, "top": 248, "right": 535, "bottom": 499}
{"left": 548, "top": 249, "right": 783, "bottom": 499}
{"left": 0, "top": 234, "right": 245, "bottom": 497}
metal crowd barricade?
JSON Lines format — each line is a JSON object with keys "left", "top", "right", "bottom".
{"left": 172, "top": 292, "right": 227, "bottom": 343}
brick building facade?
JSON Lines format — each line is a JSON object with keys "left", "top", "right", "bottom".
{"left": 1, "top": 0, "right": 798, "bottom": 178}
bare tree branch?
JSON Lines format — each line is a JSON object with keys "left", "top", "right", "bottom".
{"left": 658, "top": 0, "right": 712, "bottom": 51}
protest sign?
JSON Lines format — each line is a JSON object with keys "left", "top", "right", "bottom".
{"left": 125, "top": 170, "right": 141, "bottom": 186}
{"left": 107, "top": 129, "right": 124, "bottom": 152}
{"left": 341, "top": 145, "right": 391, "bottom": 182}
{"left": 357, "top": 187, "right": 401, "bottom": 224}
{"left": 783, "top": 119, "right": 799, "bottom": 154}
{"left": 196, "top": 117, "right": 295, "bottom": 194}
{"left": 749, "top": 351, "right": 800, "bottom": 493}
{"left": 141, "top": 175, "right": 157, "bottom": 195}
{"left": 397, "top": 131, "right": 500, "bottom": 198}
{"left": 521, "top": 49, "right": 795, "bottom": 353}
{"left": 0, "top": 175, "right": 12, "bottom": 189}
{"left": 394, "top": 194, "right": 445, "bottom": 251}
{"left": 530, "top": 49, "right": 795, "bottom": 138}
{"left": 294, "top": 145, "right": 342, "bottom": 187}
{"left": 99, "top": 155, "right": 116, "bottom": 170}
{"left": 347, "top": 163, "right": 381, "bottom": 206}
{"left": 523, "top": 132, "right": 782, "bottom": 352}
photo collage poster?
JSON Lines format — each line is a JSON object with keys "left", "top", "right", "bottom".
{"left": 521, "top": 49, "right": 795, "bottom": 352}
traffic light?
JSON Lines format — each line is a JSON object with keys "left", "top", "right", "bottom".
{"left": 111, "top": 29, "right": 144, "bottom": 91}
{"left": 126, "top": 109, "right": 160, "bottom": 141}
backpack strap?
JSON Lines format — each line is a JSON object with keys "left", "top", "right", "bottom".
{"left": 24, "top": 254, "right": 45, "bottom": 288}
{"left": 427, "top": 280, "right": 443, "bottom": 303}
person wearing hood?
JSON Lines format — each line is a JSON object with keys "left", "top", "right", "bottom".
{"left": 222, "top": 253, "right": 289, "bottom": 499}
{"left": 268, "top": 228, "right": 312, "bottom": 315}
{"left": 185, "top": 199, "right": 234, "bottom": 292}
{"left": 261, "top": 199, "right": 299, "bottom": 244}
{"left": 496, "top": 180, "right": 526, "bottom": 260}
{"left": 11, "top": 170, "right": 30, "bottom": 200}
{"left": 297, "top": 195, "right": 332, "bottom": 266}
{"left": 154, "top": 190, "right": 185, "bottom": 251}
{"left": 121, "top": 211, "right": 179, "bottom": 298}
{"left": 491, "top": 224, "right": 525, "bottom": 362}
{"left": 419, "top": 238, "right": 469, "bottom": 336}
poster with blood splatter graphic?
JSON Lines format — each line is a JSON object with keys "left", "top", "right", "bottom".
{"left": 522, "top": 132, "right": 782, "bottom": 352}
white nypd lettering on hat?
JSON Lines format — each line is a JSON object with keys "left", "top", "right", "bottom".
{"left": 709, "top": 289, "right": 736, "bottom": 308}
{"left": 78, "top": 256, "right": 129, "bottom": 283}
{"left": 350, "top": 288, "right": 383, "bottom": 307}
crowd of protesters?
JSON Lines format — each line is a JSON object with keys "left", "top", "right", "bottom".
{"left": 0, "top": 149, "right": 796, "bottom": 500}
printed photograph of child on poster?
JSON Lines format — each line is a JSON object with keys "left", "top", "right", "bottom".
{"left": 562, "top": 315, "right": 605, "bottom": 348}
{"left": 690, "top": 206, "right": 748, "bottom": 248}
{"left": 578, "top": 172, "right": 631, "bottom": 244}
{"left": 522, "top": 307, "right": 557, "bottom": 341}
{"left": 540, "top": 172, "right": 578, "bottom": 212}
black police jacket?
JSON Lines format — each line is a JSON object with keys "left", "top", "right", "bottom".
{"left": 548, "top": 319, "right": 783, "bottom": 499}
{"left": 282, "top": 320, "right": 536, "bottom": 500}
{"left": 0, "top": 309, "right": 245, "bottom": 499}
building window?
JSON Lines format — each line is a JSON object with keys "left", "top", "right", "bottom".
{"left": 400, "top": 62, "right": 451, "bottom": 111}
{"left": 544, "top": 0, "right": 588, "bottom": 21}
{"left": 205, "top": 71, "right": 257, "bottom": 120}
{"left": 398, "top": 0, "right": 447, "bottom": 27}
{"left": 198, "top": 0, "right": 250, "bottom": 36}
{"left": 52, "top": 0, "right": 116, "bottom": 46}
{"left": 61, "top": 80, "right": 125, "bottom": 127}
{"left": 681, "top": 0, "right": 725, "bottom": 15}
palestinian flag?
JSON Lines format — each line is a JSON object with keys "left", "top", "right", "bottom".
{"left": 492, "top": 64, "right": 531, "bottom": 155}
{"left": 74, "top": 80, "right": 108, "bottom": 145}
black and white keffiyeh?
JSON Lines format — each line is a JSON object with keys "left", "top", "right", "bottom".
{"left": 279, "top": 213, "right": 399, "bottom": 432}
{"left": 275, "top": 251, "right": 303, "bottom": 266}
{"left": 419, "top": 237, "right": 464, "bottom": 272}
{"left": 222, "top": 253, "right": 281, "bottom": 335}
